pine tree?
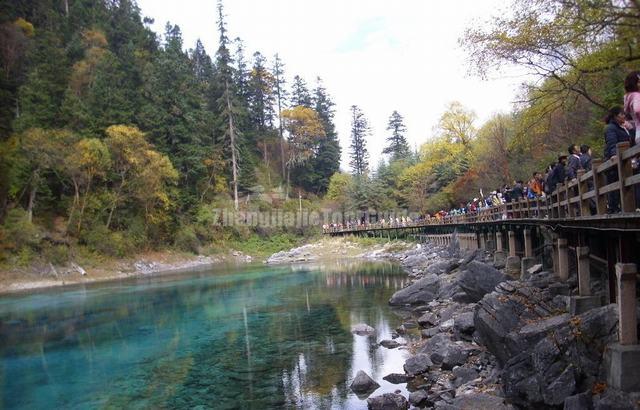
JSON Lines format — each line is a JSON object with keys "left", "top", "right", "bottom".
{"left": 190, "top": 39, "right": 213, "bottom": 84}
{"left": 213, "top": 0, "right": 240, "bottom": 210}
{"left": 310, "top": 77, "right": 340, "bottom": 193}
{"left": 290, "top": 75, "right": 312, "bottom": 108}
{"left": 383, "top": 110, "right": 410, "bottom": 161}
{"left": 349, "top": 105, "right": 369, "bottom": 177}
{"left": 248, "top": 51, "right": 275, "bottom": 130}
{"left": 272, "top": 53, "right": 288, "bottom": 179}
{"left": 15, "top": 30, "right": 69, "bottom": 132}
{"left": 137, "top": 24, "right": 210, "bottom": 208}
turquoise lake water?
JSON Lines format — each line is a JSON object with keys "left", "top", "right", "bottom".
{"left": 0, "top": 260, "right": 413, "bottom": 409}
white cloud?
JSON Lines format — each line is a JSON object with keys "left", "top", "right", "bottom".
{"left": 137, "top": 0, "right": 526, "bottom": 171}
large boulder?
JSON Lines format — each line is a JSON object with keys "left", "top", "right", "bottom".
{"left": 425, "top": 259, "right": 460, "bottom": 275}
{"left": 417, "top": 312, "right": 438, "bottom": 327}
{"left": 419, "top": 333, "right": 467, "bottom": 370}
{"left": 474, "top": 281, "right": 561, "bottom": 364}
{"left": 453, "top": 312, "right": 475, "bottom": 338}
{"left": 350, "top": 370, "right": 380, "bottom": 394}
{"left": 403, "top": 353, "right": 433, "bottom": 376}
{"left": 367, "top": 393, "right": 408, "bottom": 410}
{"left": 457, "top": 261, "right": 507, "bottom": 303}
{"left": 408, "top": 389, "right": 430, "bottom": 407}
{"left": 389, "top": 274, "right": 440, "bottom": 306}
{"left": 484, "top": 299, "right": 619, "bottom": 407}
{"left": 402, "top": 253, "right": 431, "bottom": 270}
{"left": 450, "top": 393, "right": 513, "bottom": 409}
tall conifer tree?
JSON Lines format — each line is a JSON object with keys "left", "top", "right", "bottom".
{"left": 349, "top": 105, "right": 369, "bottom": 176}
{"left": 383, "top": 110, "right": 410, "bottom": 161}
{"left": 272, "top": 54, "right": 288, "bottom": 179}
{"left": 213, "top": 0, "right": 240, "bottom": 210}
{"left": 290, "top": 75, "right": 312, "bottom": 108}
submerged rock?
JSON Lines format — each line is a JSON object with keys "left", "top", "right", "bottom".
{"left": 379, "top": 339, "right": 401, "bottom": 349}
{"left": 383, "top": 373, "right": 411, "bottom": 384}
{"left": 352, "top": 323, "right": 375, "bottom": 335}
{"left": 350, "top": 370, "right": 380, "bottom": 394}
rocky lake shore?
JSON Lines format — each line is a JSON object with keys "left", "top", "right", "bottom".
{"left": 272, "top": 235, "right": 640, "bottom": 409}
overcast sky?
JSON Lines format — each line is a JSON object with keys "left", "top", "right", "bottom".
{"left": 137, "top": 0, "right": 525, "bottom": 171}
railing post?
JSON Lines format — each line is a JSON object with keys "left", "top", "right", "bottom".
{"left": 577, "top": 169, "right": 590, "bottom": 217}
{"left": 557, "top": 182, "right": 566, "bottom": 218}
{"left": 591, "top": 159, "right": 606, "bottom": 215}
{"left": 508, "top": 230, "right": 517, "bottom": 257}
{"left": 616, "top": 263, "right": 638, "bottom": 345}
{"left": 557, "top": 237, "right": 569, "bottom": 281}
{"left": 616, "top": 142, "right": 635, "bottom": 212}
{"left": 566, "top": 180, "right": 575, "bottom": 218}
{"left": 523, "top": 228, "right": 533, "bottom": 258}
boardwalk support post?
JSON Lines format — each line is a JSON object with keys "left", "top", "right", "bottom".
{"left": 557, "top": 237, "right": 569, "bottom": 281}
{"left": 496, "top": 231, "right": 503, "bottom": 252}
{"left": 605, "top": 263, "right": 640, "bottom": 392}
{"left": 569, "top": 246, "right": 601, "bottom": 314}
{"left": 523, "top": 229, "right": 533, "bottom": 258}
{"left": 508, "top": 230, "right": 517, "bottom": 257}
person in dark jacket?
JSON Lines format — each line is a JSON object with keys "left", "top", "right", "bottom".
{"left": 547, "top": 155, "right": 567, "bottom": 194}
{"left": 604, "top": 106, "right": 631, "bottom": 160}
{"left": 604, "top": 106, "right": 632, "bottom": 212}
{"left": 566, "top": 144, "right": 582, "bottom": 180}
{"left": 580, "top": 145, "right": 592, "bottom": 171}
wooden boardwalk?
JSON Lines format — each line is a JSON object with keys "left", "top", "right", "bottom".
{"left": 326, "top": 141, "right": 640, "bottom": 236}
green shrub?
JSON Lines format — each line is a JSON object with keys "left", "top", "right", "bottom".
{"left": 82, "top": 225, "right": 131, "bottom": 257}
{"left": 174, "top": 225, "right": 200, "bottom": 254}
{"left": 2, "top": 209, "right": 41, "bottom": 251}
{"left": 42, "top": 243, "right": 70, "bottom": 265}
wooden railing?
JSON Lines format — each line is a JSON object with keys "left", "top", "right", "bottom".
{"left": 326, "top": 142, "right": 640, "bottom": 234}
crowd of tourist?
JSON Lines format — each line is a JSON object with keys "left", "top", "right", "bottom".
{"left": 324, "top": 71, "right": 640, "bottom": 232}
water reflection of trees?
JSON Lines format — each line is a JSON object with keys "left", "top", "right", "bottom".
{"left": 0, "top": 261, "right": 408, "bottom": 409}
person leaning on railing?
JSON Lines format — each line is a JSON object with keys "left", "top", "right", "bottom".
{"left": 603, "top": 106, "right": 632, "bottom": 213}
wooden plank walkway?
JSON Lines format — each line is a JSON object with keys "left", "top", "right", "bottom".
{"left": 326, "top": 141, "right": 640, "bottom": 235}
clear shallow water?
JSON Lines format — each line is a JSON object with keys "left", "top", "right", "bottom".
{"left": 0, "top": 260, "right": 413, "bottom": 409}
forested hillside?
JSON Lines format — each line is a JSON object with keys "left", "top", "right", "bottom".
{"left": 1, "top": 0, "right": 638, "bottom": 267}
{"left": 0, "top": 0, "right": 340, "bottom": 264}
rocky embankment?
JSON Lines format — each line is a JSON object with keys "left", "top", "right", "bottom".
{"left": 348, "top": 234, "right": 639, "bottom": 410}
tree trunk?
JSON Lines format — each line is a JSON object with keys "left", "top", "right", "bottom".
{"left": 106, "top": 178, "right": 125, "bottom": 229}
{"left": 77, "top": 177, "right": 92, "bottom": 233}
{"left": 286, "top": 165, "right": 290, "bottom": 200}
{"left": 63, "top": 0, "right": 69, "bottom": 16}
{"left": 26, "top": 169, "right": 39, "bottom": 223}
{"left": 226, "top": 81, "right": 239, "bottom": 211}
{"left": 263, "top": 143, "right": 271, "bottom": 186}
{"left": 67, "top": 179, "right": 80, "bottom": 231}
